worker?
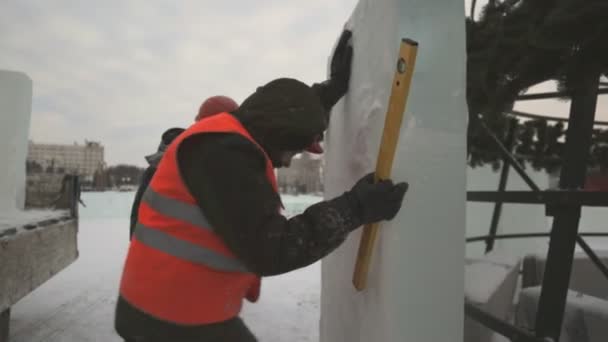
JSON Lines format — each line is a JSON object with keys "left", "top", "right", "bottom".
{"left": 115, "top": 30, "right": 408, "bottom": 342}
{"left": 128, "top": 96, "right": 239, "bottom": 239}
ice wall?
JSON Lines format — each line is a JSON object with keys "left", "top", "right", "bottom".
{"left": 0, "top": 70, "right": 33, "bottom": 213}
{"left": 320, "top": 1, "right": 467, "bottom": 341}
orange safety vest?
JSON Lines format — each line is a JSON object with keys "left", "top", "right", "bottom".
{"left": 119, "top": 112, "right": 278, "bottom": 325}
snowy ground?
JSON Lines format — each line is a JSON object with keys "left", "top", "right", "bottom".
{"left": 8, "top": 191, "right": 608, "bottom": 341}
{"left": 9, "top": 191, "right": 322, "bottom": 342}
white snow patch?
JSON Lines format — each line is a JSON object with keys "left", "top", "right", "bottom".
{"left": 465, "top": 253, "right": 520, "bottom": 304}
{"left": 517, "top": 286, "right": 608, "bottom": 342}
{"left": 0, "top": 209, "right": 68, "bottom": 230}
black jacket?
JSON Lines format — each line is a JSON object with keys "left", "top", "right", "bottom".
{"left": 129, "top": 127, "right": 184, "bottom": 239}
{"left": 117, "top": 79, "right": 360, "bottom": 341}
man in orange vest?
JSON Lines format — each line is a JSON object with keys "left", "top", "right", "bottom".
{"left": 115, "top": 30, "right": 408, "bottom": 341}
{"left": 129, "top": 96, "right": 239, "bottom": 239}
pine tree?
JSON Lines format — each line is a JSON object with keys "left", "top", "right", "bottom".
{"left": 467, "top": 0, "right": 608, "bottom": 172}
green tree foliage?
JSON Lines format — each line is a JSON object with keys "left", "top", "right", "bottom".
{"left": 104, "top": 164, "right": 145, "bottom": 186}
{"left": 467, "top": 0, "right": 608, "bottom": 171}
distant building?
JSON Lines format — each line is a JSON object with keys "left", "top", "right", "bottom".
{"left": 277, "top": 153, "right": 323, "bottom": 194}
{"left": 27, "top": 140, "right": 105, "bottom": 180}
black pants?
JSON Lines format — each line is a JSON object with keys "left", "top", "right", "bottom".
{"left": 119, "top": 318, "right": 257, "bottom": 342}
{"left": 116, "top": 296, "right": 257, "bottom": 342}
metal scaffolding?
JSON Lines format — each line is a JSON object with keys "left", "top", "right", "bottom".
{"left": 465, "top": 74, "right": 608, "bottom": 341}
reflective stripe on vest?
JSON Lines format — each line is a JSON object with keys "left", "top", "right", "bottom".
{"left": 142, "top": 187, "right": 213, "bottom": 230}
{"left": 135, "top": 187, "right": 249, "bottom": 273}
{"left": 120, "top": 113, "right": 270, "bottom": 324}
{"left": 133, "top": 223, "right": 248, "bottom": 273}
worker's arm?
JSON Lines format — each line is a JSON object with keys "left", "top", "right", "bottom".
{"left": 177, "top": 133, "right": 358, "bottom": 276}
{"left": 177, "top": 133, "right": 406, "bottom": 276}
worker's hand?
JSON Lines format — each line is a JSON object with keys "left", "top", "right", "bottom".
{"left": 312, "top": 29, "right": 354, "bottom": 112}
{"left": 329, "top": 29, "right": 353, "bottom": 97}
{"left": 347, "top": 172, "right": 408, "bottom": 224}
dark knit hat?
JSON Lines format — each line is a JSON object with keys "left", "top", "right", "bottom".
{"left": 233, "top": 78, "right": 328, "bottom": 154}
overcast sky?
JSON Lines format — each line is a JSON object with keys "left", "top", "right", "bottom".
{"left": 1, "top": 0, "right": 357, "bottom": 166}
{"left": 1, "top": 0, "right": 606, "bottom": 167}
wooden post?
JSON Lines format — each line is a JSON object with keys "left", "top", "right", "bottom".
{"left": 352, "top": 38, "right": 418, "bottom": 291}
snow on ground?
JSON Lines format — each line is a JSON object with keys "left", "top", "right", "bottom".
{"left": 9, "top": 191, "right": 322, "bottom": 342}
{"left": 8, "top": 190, "right": 608, "bottom": 342}
{"left": 0, "top": 209, "right": 68, "bottom": 231}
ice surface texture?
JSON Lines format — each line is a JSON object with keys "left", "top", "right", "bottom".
{"left": 321, "top": 0, "right": 467, "bottom": 341}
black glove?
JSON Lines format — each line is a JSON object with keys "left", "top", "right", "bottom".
{"left": 313, "top": 29, "right": 354, "bottom": 111}
{"left": 329, "top": 29, "right": 353, "bottom": 96}
{"left": 346, "top": 172, "right": 408, "bottom": 224}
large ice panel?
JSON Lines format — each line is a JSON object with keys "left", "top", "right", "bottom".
{"left": 320, "top": 0, "right": 467, "bottom": 341}
{"left": 0, "top": 70, "right": 32, "bottom": 213}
